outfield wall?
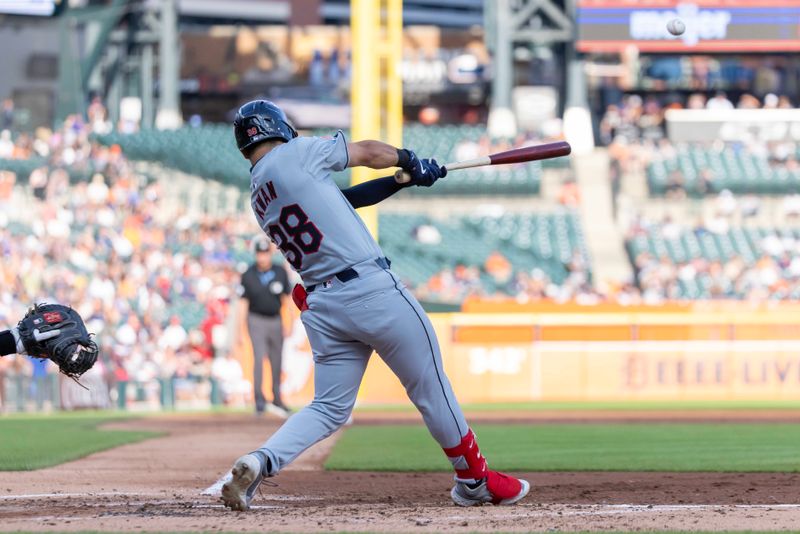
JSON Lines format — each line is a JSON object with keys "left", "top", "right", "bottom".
{"left": 273, "top": 309, "right": 800, "bottom": 405}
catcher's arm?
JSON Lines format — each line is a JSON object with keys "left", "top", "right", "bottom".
{"left": 0, "top": 328, "right": 58, "bottom": 356}
{"left": 0, "top": 330, "right": 18, "bottom": 356}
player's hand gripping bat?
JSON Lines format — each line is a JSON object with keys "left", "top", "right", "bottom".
{"left": 393, "top": 141, "right": 572, "bottom": 184}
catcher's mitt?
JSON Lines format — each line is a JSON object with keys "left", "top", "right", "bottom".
{"left": 16, "top": 303, "right": 98, "bottom": 379}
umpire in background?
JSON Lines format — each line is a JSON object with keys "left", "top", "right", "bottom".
{"left": 239, "top": 238, "right": 291, "bottom": 417}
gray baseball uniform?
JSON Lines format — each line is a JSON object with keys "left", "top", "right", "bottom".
{"left": 248, "top": 131, "right": 468, "bottom": 475}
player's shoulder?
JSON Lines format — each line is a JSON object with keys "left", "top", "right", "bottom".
{"left": 294, "top": 130, "right": 347, "bottom": 150}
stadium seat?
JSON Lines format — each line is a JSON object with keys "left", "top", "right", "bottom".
{"left": 95, "top": 125, "right": 544, "bottom": 195}
{"left": 645, "top": 144, "right": 797, "bottom": 197}
{"left": 380, "top": 212, "right": 590, "bottom": 288}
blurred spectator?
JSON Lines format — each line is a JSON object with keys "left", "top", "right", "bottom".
{"left": 211, "top": 351, "right": 249, "bottom": 406}
{"left": 0, "top": 130, "right": 13, "bottom": 158}
{"left": 87, "top": 96, "right": 111, "bottom": 134}
{"left": 485, "top": 250, "right": 512, "bottom": 284}
{"left": 412, "top": 223, "right": 441, "bottom": 245}
{"left": 87, "top": 173, "right": 110, "bottom": 205}
{"left": 1, "top": 99, "right": 14, "bottom": 129}
{"left": 706, "top": 91, "right": 734, "bottom": 110}
{"left": 161, "top": 315, "right": 189, "bottom": 351}
{"left": 309, "top": 50, "right": 324, "bottom": 86}
{"left": 558, "top": 179, "right": 581, "bottom": 207}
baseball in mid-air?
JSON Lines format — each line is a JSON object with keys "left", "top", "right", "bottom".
{"left": 667, "top": 18, "right": 686, "bottom": 36}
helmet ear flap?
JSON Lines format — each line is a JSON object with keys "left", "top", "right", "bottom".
{"left": 285, "top": 121, "right": 298, "bottom": 139}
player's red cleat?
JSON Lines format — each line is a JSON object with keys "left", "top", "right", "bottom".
{"left": 443, "top": 429, "right": 530, "bottom": 506}
{"left": 451, "top": 470, "right": 530, "bottom": 506}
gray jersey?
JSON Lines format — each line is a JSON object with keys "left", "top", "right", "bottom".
{"left": 249, "top": 131, "right": 383, "bottom": 285}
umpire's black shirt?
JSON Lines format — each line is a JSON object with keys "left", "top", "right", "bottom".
{"left": 239, "top": 264, "right": 290, "bottom": 317}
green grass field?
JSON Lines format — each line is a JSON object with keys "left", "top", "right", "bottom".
{"left": 325, "top": 423, "right": 800, "bottom": 472}
{"left": 0, "top": 413, "right": 160, "bottom": 471}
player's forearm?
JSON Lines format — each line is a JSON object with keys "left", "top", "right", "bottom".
{"left": 346, "top": 140, "right": 401, "bottom": 169}
{"left": 340, "top": 175, "right": 406, "bottom": 209}
{"left": 0, "top": 330, "right": 16, "bottom": 356}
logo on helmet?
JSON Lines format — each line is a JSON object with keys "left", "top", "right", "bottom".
{"left": 247, "top": 127, "right": 258, "bottom": 137}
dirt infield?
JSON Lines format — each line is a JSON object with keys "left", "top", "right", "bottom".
{"left": 2, "top": 410, "right": 800, "bottom": 532}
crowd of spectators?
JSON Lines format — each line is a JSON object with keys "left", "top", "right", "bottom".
{"left": 603, "top": 91, "right": 800, "bottom": 203}
{"left": 601, "top": 87, "right": 800, "bottom": 301}
{"left": 0, "top": 112, "right": 258, "bottom": 412}
{"left": 626, "top": 212, "right": 800, "bottom": 302}
{"left": 600, "top": 91, "right": 794, "bottom": 148}
{"left": 414, "top": 247, "right": 632, "bottom": 306}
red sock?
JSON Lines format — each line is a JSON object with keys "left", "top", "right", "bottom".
{"left": 442, "top": 429, "right": 488, "bottom": 483}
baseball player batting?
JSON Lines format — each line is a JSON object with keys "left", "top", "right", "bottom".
{"left": 222, "top": 100, "right": 530, "bottom": 510}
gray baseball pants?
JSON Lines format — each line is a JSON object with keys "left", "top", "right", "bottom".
{"left": 253, "top": 257, "right": 468, "bottom": 476}
{"left": 247, "top": 313, "right": 284, "bottom": 410}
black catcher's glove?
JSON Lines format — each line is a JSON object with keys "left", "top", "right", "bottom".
{"left": 15, "top": 304, "right": 98, "bottom": 379}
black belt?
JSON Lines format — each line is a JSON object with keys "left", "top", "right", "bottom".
{"left": 307, "top": 257, "right": 390, "bottom": 293}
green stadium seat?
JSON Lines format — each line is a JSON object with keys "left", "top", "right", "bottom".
{"left": 379, "top": 211, "right": 589, "bottom": 289}
{"left": 95, "top": 124, "right": 544, "bottom": 195}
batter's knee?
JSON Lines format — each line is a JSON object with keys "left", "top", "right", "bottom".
{"left": 308, "top": 399, "right": 353, "bottom": 429}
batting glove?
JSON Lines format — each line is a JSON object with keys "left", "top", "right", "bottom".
{"left": 413, "top": 158, "right": 447, "bottom": 187}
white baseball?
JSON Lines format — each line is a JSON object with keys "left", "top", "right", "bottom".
{"left": 667, "top": 18, "right": 685, "bottom": 36}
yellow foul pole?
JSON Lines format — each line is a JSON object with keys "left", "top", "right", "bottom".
{"left": 350, "top": 0, "right": 403, "bottom": 237}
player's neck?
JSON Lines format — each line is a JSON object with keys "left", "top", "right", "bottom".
{"left": 248, "top": 140, "right": 285, "bottom": 167}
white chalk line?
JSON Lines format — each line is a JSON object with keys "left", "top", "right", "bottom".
{"left": 5, "top": 492, "right": 800, "bottom": 511}
{"left": 1, "top": 490, "right": 321, "bottom": 503}
{"left": 0, "top": 491, "right": 165, "bottom": 501}
{"left": 441, "top": 503, "right": 800, "bottom": 521}
{"left": 201, "top": 470, "right": 232, "bottom": 496}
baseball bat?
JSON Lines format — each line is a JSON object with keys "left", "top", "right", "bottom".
{"left": 393, "top": 141, "right": 571, "bottom": 184}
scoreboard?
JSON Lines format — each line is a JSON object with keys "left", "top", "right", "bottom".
{"left": 577, "top": 0, "right": 800, "bottom": 53}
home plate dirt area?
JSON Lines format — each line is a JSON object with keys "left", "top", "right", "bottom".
{"left": 2, "top": 412, "right": 800, "bottom": 532}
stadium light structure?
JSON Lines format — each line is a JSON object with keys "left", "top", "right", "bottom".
{"left": 563, "top": 61, "right": 594, "bottom": 155}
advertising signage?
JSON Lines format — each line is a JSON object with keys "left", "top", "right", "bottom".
{"left": 0, "top": 0, "right": 64, "bottom": 17}
{"left": 577, "top": 1, "right": 800, "bottom": 53}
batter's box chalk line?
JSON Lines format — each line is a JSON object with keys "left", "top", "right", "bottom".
{"left": 442, "top": 503, "right": 800, "bottom": 521}
{"left": 201, "top": 470, "right": 232, "bottom": 496}
{"left": 0, "top": 491, "right": 166, "bottom": 501}
{"left": 201, "top": 471, "right": 323, "bottom": 501}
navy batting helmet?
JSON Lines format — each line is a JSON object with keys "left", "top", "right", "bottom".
{"left": 233, "top": 100, "right": 297, "bottom": 153}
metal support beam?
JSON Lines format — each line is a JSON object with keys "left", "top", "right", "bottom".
{"left": 55, "top": 0, "right": 180, "bottom": 128}
{"left": 56, "top": 15, "right": 83, "bottom": 123}
{"left": 80, "top": 0, "right": 127, "bottom": 89}
{"left": 487, "top": 0, "right": 574, "bottom": 138}
{"left": 141, "top": 43, "right": 154, "bottom": 129}
{"left": 156, "top": 0, "right": 182, "bottom": 129}
{"left": 488, "top": 0, "right": 516, "bottom": 138}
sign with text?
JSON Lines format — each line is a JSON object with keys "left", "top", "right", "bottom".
{"left": 665, "top": 109, "right": 800, "bottom": 143}
{"left": 577, "top": 1, "right": 800, "bottom": 53}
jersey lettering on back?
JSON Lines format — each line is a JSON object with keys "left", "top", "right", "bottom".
{"left": 252, "top": 181, "right": 277, "bottom": 220}
{"left": 249, "top": 131, "right": 384, "bottom": 285}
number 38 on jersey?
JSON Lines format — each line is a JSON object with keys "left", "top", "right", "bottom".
{"left": 253, "top": 181, "right": 323, "bottom": 270}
